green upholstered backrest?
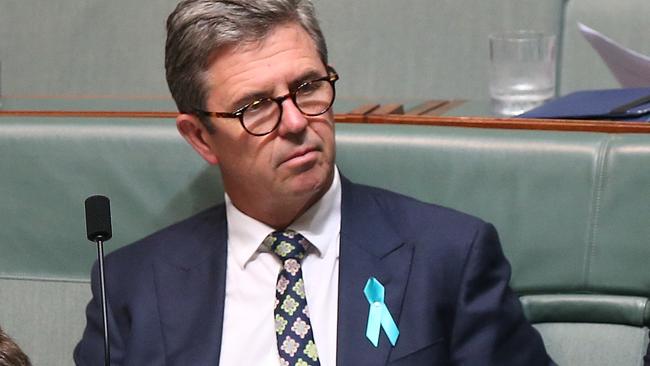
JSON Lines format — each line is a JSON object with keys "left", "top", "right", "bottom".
{"left": 0, "top": 118, "right": 222, "bottom": 281}
{"left": 1, "top": 118, "right": 649, "bottom": 365}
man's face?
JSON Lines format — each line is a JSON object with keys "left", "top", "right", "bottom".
{"left": 181, "top": 22, "right": 336, "bottom": 223}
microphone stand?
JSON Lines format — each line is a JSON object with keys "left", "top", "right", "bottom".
{"left": 95, "top": 237, "right": 110, "bottom": 366}
{"left": 84, "top": 194, "right": 113, "bottom": 366}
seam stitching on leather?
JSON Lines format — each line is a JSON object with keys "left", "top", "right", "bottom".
{"left": 584, "top": 137, "right": 611, "bottom": 290}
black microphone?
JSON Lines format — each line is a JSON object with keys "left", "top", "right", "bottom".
{"left": 84, "top": 195, "right": 112, "bottom": 366}
{"left": 85, "top": 195, "right": 112, "bottom": 242}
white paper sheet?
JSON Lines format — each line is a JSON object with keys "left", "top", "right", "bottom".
{"left": 578, "top": 22, "right": 650, "bottom": 87}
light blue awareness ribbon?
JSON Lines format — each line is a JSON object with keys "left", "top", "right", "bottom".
{"left": 363, "top": 277, "right": 400, "bottom": 347}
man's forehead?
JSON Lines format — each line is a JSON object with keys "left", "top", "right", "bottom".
{"left": 211, "top": 23, "right": 320, "bottom": 72}
{"left": 204, "top": 23, "right": 324, "bottom": 106}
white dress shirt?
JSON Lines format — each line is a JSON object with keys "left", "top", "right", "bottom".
{"left": 218, "top": 169, "right": 341, "bottom": 366}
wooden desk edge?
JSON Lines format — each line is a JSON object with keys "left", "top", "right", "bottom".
{"left": 2, "top": 110, "right": 649, "bottom": 133}
{"left": 341, "top": 114, "right": 650, "bottom": 133}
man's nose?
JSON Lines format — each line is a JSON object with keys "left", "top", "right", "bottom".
{"left": 277, "top": 98, "right": 309, "bottom": 136}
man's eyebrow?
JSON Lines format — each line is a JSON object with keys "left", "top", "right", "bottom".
{"left": 229, "top": 69, "right": 327, "bottom": 111}
{"left": 289, "top": 70, "right": 325, "bottom": 90}
{"left": 230, "top": 90, "right": 271, "bottom": 111}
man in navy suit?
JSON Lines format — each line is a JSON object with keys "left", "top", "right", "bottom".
{"left": 75, "top": 0, "right": 554, "bottom": 364}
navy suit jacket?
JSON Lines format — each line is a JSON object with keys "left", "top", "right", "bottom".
{"left": 75, "top": 177, "right": 553, "bottom": 365}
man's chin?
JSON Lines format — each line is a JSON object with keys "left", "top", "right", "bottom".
{"left": 283, "top": 165, "right": 333, "bottom": 197}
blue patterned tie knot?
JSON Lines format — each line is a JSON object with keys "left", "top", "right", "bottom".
{"left": 267, "top": 229, "right": 309, "bottom": 261}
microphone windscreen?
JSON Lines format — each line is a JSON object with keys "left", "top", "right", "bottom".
{"left": 85, "top": 195, "right": 113, "bottom": 242}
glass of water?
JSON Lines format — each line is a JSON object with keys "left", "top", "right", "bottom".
{"left": 489, "top": 31, "right": 556, "bottom": 117}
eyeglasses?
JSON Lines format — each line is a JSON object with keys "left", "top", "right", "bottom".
{"left": 194, "top": 66, "right": 339, "bottom": 136}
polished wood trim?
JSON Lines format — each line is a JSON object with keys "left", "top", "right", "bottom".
{"left": 348, "top": 103, "right": 380, "bottom": 114}
{"left": 423, "top": 100, "right": 465, "bottom": 116}
{"left": 368, "top": 103, "right": 404, "bottom": 115}
{"left": 4, "top": 94, "right": 173, "bottom": 100}
{"left": 362, "top": 114, "right": 650, "bottom": 133}
{"left": 334, "top": 113, "right": 368, "bottom": 123}
{"left": 2, "top": 109, "right": 649, "bottom": 133}
{"left": 406, "top": 100, "right": 448, "bottom": 115}
{"left": 0, "top": 110, "right": 178, "bottom": 118}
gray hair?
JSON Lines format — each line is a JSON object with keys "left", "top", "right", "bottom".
{"left": 165, "top": 0, "right": 328, "bottom": 125}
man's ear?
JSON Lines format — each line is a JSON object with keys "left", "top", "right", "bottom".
{"left": 176, "top": 114, "right": 220, "bottom": 165}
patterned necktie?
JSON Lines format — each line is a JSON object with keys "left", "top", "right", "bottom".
{"left": 265, "top": 230, "right": 321, "bottom": 366}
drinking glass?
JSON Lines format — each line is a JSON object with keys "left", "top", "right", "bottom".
{"left": 489, "top": 31, "right": 557, "bottom": 116}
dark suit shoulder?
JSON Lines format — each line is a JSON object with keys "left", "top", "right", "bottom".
{"left": 104, "top": 204, "right": 226, "bottom": 274}
{"left": 343, "top": 180, "right": 496, "bottom": 297}
{"left": 348, "top": 181, "right": 487, "bottom": 240}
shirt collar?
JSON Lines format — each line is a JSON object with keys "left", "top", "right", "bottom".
{"left": 226, "top": 167, "right": 342, "bottom": 269}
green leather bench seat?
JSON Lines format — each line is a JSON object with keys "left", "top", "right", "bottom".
{"left": 522, "top": 294, "right": 649, "bottom": 326}
{"left": 1, "top": 118, "right": 649, "bottom": 365}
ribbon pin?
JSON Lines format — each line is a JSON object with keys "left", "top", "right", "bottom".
{"left": 363, "top": 277, "right": 400, "bottom": 347}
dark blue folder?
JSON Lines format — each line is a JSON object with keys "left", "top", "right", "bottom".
{"left": 520, "top": 87, "right": 650, "bottom": 121}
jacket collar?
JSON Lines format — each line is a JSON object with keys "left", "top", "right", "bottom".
{"left": 337, "top": 177, "right": 414, "bottom": 365}
{"left": 153, "top": 206, "right": 228, "bottom": 365}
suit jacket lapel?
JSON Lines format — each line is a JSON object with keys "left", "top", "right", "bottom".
{"left": 153, "top": 206, "right": 228, "bottom": 365}
{"left": 337, "top": 178, "right": 414, "bottom": 365}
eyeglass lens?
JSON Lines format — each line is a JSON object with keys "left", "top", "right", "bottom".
{"left": 242, "top": 79, "right": 334, "bottom": 135}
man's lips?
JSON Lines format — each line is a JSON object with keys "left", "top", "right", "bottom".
{"left": 280, "top": 147, "right": 319, "bottom": 166}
